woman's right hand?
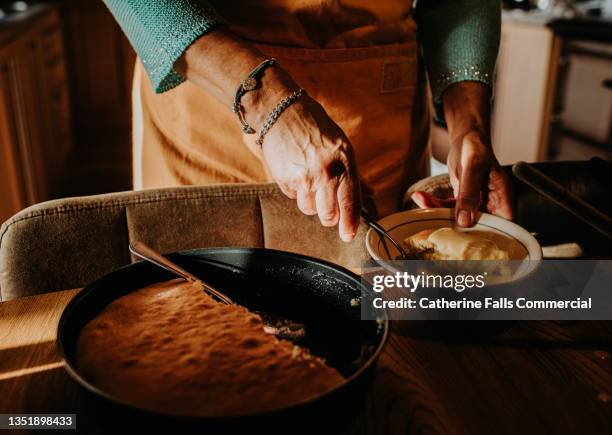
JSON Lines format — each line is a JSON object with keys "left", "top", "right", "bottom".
{"left": 258, "top": 92, "right": 361, "bottom": 242}
{"left": 176, "top": 28, "right": 361, "bottom": 241}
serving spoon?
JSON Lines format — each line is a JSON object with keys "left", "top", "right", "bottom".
{"left": 129, "top": 241, "right": 305, "bottom": 341}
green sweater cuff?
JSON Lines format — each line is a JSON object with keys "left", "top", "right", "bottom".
{"left": 416, "top": 0, "right": 501, "bottom": 105}
{"left": 102, "top": 1, "right": 224, "bottom": 93}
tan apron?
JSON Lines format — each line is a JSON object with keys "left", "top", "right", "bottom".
{"left": 132, "top": 1, "right": 430, "bottom": 217}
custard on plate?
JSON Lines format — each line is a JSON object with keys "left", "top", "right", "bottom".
{"left": 404, "top": 227, "right": 527, "bottom": 261}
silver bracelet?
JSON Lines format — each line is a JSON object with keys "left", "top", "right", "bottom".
{"left": 255, "top": 88, "right": 305, "bottom": 147}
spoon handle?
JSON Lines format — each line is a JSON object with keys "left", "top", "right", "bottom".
{"left": 360, "top": 210, "right": 408, "bottom": 259}
{"left": 129, "top": 241, "right": 234, "bottom": 305}
{"left": 130, "top": 241, "right": 196, "bottom": 281}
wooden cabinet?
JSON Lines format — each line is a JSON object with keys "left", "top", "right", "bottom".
{"left": 0, "top": 63, "right": 27, "bottom": 222}
{"left": 0, "top": 7, "right": 72, "bottom": 223}
{"left": 62, "top": 0, "right": 135, "bottom": 133}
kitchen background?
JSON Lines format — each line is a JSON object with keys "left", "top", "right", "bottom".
{"left": 0, "top": 0, "right": 611, "bottom": 224}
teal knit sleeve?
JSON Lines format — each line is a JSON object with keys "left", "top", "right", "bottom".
{"left": 415, "top": 0, "right": 501, "bottom": 105}
{"left": 102, "top": 1, "right": 224, "bottom": 93}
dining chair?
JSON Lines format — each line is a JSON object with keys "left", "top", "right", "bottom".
{"left": 0, "top": 183, "right": 368, "bottom": 301}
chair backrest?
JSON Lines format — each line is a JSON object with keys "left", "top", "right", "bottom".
{"left": 0, "top": 183, "right": 367, "bottom": 300}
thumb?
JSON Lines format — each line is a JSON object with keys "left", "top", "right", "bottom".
{"left": 456, "top": 157, "right": 487, "bottom": 227}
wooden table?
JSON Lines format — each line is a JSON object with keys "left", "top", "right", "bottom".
{"left": 1, "top": 290, "right": 612, "bottom": 434}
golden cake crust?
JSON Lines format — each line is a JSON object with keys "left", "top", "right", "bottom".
{"left": 76, "top": 279, "right": 343, "bottom": 417}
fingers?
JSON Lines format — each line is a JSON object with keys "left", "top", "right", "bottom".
{"left": 291, "top": 169, "right": 359, "bottom": 241}
{"left": 456, "top": 153, "right": 487, "bottom": 228}
{"left": 278, "top": 182, "right": 296, "bottom": 199}
{"left": 296, "top": 189, "right": 317, "bottom": 215}
{"left": 411, "top": 191, "right": 431, "bottom": 209}
{"left": 337, "top": 172, "right": 361, "bottom": 242}
{"left": 411, "top": 191, "right": 456, "bottom": 209}
{"left": 486, "top": 166, "right": 514, "bottom": 221}
{"left": 295, "top": 167, "right": 359, "bottom": 241}
{"left": 448, "top": 171, "right": 460, "bottom": 198}
{"left": 316, "top": 184, "right": 339, "bottom": 227}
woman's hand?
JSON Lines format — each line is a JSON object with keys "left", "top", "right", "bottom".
{"left": 260, "top": 94, "right": 361, "bottom": 242}
{"left": 446, "top": 128, "right": 513, "bottom": 227}
{"left": 239, "top": 53, "right": 362, "bottom": 242}
{"left": 413, "top": 82, "right": 513, "bottom": 227}
{"left": 176, "top": 28, "right": 361, "bottom": 241}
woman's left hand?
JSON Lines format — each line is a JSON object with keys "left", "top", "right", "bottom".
{"left": 412, "top": 81, "right": 513, "bottom": 227}
{"left": 445, "top": 128, "right": 513, "bottom": 227}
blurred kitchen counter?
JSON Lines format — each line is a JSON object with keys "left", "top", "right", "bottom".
{"left": 502, "top": 9, "right": 612, "bottom": 160}
{"left": 503, "top": 9, "right": 612, "bottom": 42}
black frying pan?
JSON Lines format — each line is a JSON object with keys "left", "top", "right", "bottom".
{"left": 57, "top": 247, "right": 388, "bottom": 434}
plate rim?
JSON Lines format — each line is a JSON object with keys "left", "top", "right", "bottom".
{"left": 365, "top": 208, "right": 543, "bottom": 261}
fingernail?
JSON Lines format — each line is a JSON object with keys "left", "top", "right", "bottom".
{"left": 458, "top": 210, "right": 471, "bottom": 227}
{"left": 341, "top": 232, "right": 355, "bottom": 242}
{"left": 321, "top": 213, "right": 338, "bottom": 226}
{"left": 471, "top": 210, "right": 478, "bottom": 225}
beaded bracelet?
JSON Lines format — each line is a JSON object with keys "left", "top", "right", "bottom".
{"left": 255, "top": 88, "right": 305, "bottom": 147}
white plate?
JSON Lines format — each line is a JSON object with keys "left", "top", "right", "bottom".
{"left": 365, "top": 208, "right": 542, "bottom": 282}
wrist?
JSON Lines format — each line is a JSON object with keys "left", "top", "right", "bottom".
{"left": 442, "top": 82, "right": 492, "bottom": 147}
{"left": 241, "top": 66, "right": 300, "bottom": 130}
